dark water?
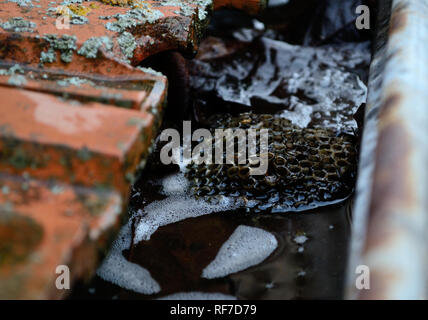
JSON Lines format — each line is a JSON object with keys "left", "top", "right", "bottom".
{"left": 71, "top": 198, "right": 351, "bottom": 300}
{"left": 70, "top": 2, "right": 371, "bottom": 300}
{"left": 130, "top": 203, "right": 352, "bottom": 300}
{"left": 70, "top": 147, "right": 353, "bottom": 300}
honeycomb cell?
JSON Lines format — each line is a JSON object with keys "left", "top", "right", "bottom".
{"left": 186, "top": 113, "right": 357, "bottom": 211}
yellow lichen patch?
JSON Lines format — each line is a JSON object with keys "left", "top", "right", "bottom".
{"left": 98, "top": 0, "right": 153, "bottom": 9}
{"left": 132, "top": 0, "right": 154, "bottom": 9}
{"left": 56, "top": 5, "right": 71, "bottom": 17}
{"left": 98, "top": 0, "right": 134, "bottom": 6}
{"left": 68, "top": 4, "right": 92, "bottom": 16}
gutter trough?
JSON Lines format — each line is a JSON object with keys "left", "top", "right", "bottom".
{"left": 347, "top": 0, "right": 428, "bottom": 299}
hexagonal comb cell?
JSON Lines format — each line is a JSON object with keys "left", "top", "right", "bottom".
{"left": 186, "top": 113, "right": 357, "bottom": 212}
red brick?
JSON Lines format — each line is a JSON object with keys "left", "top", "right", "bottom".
{"left": 0, "top": 63, "right": 167, "bottom": 112}
{"left": 0, "top": 0, "right": 213, "bottom": 73}
{"left": 0, "top": 85, "right": 160, "bottom": 196}
{"left": 0, "top": 173, "right": 123, "bottom": 299}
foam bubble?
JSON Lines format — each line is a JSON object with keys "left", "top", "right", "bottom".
{"left": 161, "top": 172, "right": 189, "bottom": 196}
{"left": 294, "top": 234, "right": 308, "bottom": 244}
{"left": 98, "top": 159, "right": 245, "bottom": 294}
{"left": 134, "top": 194, "right": 240, "bottom": 243}
{"left": 158, "top": 292, "right": 236, "bottom": 300}
{"left": 134, "top": 159, "right": 242, "bottom": 243}
{"left": 202, "top": 225, "right": 278, "bottom": 279}
{"left": 96, "top": 222, "right": 161, "bottom": 295}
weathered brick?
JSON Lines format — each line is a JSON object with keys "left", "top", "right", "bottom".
{"left": 0, "top": 63, "right": 167, "bottom": 112}
{"left": 0, "top": 173, "right": 123, "bottom": 299}
{"left": 0, "top": 62, "right": 166, "bottom": 298}
{"left": 0, "top": 0, "right": 213, "bottom": 72}
{"left": 0, "top": 0, "right": 267, "bottom": 301}
{"left": 214, "top": 0, "right": 267, "bottom": 14}
{"left": 0, "top": 85, "right": 160, "bottom": 196}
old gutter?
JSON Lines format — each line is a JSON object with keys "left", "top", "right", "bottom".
{"left": 346, "top": 0, "right": 428, "bottom": 299}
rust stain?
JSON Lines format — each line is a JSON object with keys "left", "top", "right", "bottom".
{"left": 389, "top": 3, "right": 408, "bottom": 35}
{"left": 365, "top": 121, "right": 414, "bottom": 251}
{"left": 358, "top": 269, "right": 401, "bottom": 300}
{"left": 378, "top": 92, "right": 401, "bottom": 121}
{"left": 364, "top": 91, "right": 415, "bottom": 252}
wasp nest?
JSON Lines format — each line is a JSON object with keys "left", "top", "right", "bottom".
{"left": 185, "top": 113, "right": 357, "bottom": 212}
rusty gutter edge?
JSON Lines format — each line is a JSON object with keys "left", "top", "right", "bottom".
{"left": 346, "top": 0, "right": 428, "bottom": 299}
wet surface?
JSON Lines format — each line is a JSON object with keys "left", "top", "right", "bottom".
{"left": 70, "top": 4, "right": 371, "bottom": 300}
{"left": 0, "top": 212, "right": 43, "bottom": 267}
{"left": 190, "top": 35, "right": 370, "bottom": 134}
{"left": 71, "top": 140, "right": 353, "bottom": 299}
{"left": 186, "top": 113, "right": 357, "bottom": 212}
{"left": 72, "top": 190, "right": 352, "bottom": 300}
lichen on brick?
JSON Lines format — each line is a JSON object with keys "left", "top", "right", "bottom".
{"left": 77, "top": 36, "right": 113, "bottom": 59}
{"left": 195, "top": 0, "right": 212, "bottom": 20}
{"left": 99, "top": 0, "right": 132, "bottom": 5}
{"left": 8, "top": 148, "right": 33, "bottom": 170}
{"left": 77, "top": 146, "right": 92, "bottom": 161}
{"left": 76, "top": 192, "right": 108, "bottom": 217}
{"left": 56, "top": 77, "right": 95, "bottom": 87}
{"left": 7, "top": 0, "right": 34, "bottom": 8}
{"left": 50, "top": 184, "right": 65, "bottom": 195}
{"left": 70, "top": 15, "right": 88, "bottom": 25}
{"left": 137, "top": 66, "right": 164, "bottom": 77}
{"left": 154, "top": 0, "right": 212, "bottom": 21}
{"left": 118, "top": 31, "right": 136, "bottom": 60}
{"left": 40, "top": 50, "right": 57, "bottom": 64}
{"left": 105, "top": 7, "right": 164, "bottom": 32}
{"left": 41, "top": 34, "right": 77, "bottom": 64}
{"left": 50, "top": 4, "right": 90, "bottom": 24}
{"left": 0, "top": 64, "right": 25, "bottom": 76}
{"left": 61, "top": 0, "right": 83, "bottom": 4}
{"left": 160, "top": 0, "right": 195, "bottom": 17}
{"left": 67, "top": 3, "right": 92, "bottom": 16}
{"left": 7, "top": 74, "right": 27, "bottom": 87}
{"left": 127, "top": 117, "right": 146, "bottom": 126}
{"left": 105, "top": 16, "right": 136, "bottom": 33}
{"left": 0, "top": 17, "right": 36, "bottom": 33}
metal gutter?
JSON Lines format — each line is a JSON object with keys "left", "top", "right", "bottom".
{"left": 346, "top": 0, "right": 428, "bottom": 299}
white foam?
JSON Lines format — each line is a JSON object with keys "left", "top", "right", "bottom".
{"left": 134, "top": 155, "right": 242, "bottom": 243}
{"left": 158, "top": 292, "right": 236, "bottom": 300}
{"left": 98, "top": 154, "right": 245, "bottom": 294}
{"left": 202, "top": 225, "right": 278, "bottom": 279}
{"left": 134, "top": 194, "right": 240, "bottom": 243}
{"left": 96, "top": 222, "right": 161, "bottom": 295}
{"left": 269, "top": 0, "right": 289, "bottom": 6}
{"left": 161, "top": 172, "right": 189, "bottom": 196}
{"left": 294, "top": 234, "right": 308, "bottom": 244}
